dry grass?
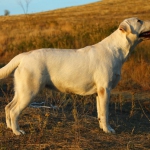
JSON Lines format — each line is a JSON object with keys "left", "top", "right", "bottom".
{"left": 0, "top": 80, "right": 150, "bottom": 149}
{"left": 0, "top": 0, "right": 150, "bottom": 90}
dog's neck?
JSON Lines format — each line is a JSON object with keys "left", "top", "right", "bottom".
{"left": 99, "top": 29, "right": 141, "bottom": 63}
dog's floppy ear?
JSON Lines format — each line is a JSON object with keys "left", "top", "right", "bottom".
{"left": 119, "top": 22, "right": 131, "bottom": 33}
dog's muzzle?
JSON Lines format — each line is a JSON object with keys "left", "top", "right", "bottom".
{"left": 139, "top": 31, "right": 150, "bottom": 39}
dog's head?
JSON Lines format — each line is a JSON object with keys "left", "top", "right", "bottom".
{"left": 119, "top": 18, "right": 150, "bottom": 43}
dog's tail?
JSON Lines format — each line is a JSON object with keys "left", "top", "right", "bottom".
{"left": 0, "top": 54, "right": 23, "bottom": 79}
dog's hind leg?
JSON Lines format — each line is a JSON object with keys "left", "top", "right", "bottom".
{"left": 7, "top": 64, "right": 44, "bottom": 135}
{"left": 9, "top": 90, "right": 36, "bottom": 135}
{"left": 5, "top": 96, "right": 17, "bottom": 129}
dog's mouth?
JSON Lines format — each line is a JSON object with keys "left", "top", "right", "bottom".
{"left": 139, "top": 31, "right": 150, "bottom": 39}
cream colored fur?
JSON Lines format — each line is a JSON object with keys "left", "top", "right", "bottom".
{"left": 1, "top": 18, "right": 150, "bottom": 135}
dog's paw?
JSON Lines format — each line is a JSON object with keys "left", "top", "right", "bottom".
{"left": 103, "top": 125, "right": 115, "bottom": 134}
{"left": 99, "top": 121, "right": 115, "bottom": 134}
{"left": 13, "top": 130, "right": 25, "bottom": 135}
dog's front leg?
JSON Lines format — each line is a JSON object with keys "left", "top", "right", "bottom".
{"left": 96, "top": 87, "right": 115, "bottom": 134}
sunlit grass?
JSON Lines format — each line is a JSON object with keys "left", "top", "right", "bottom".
{"left": 0, "top": 0, "right": 150, "bottom": 89}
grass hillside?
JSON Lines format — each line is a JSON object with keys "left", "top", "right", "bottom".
{"left": 0, "top": 0, "right": 150, "bottom": 90}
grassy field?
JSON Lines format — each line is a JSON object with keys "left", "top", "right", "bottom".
{"left": 0, "top": 0, "right": 150, "bottom": 149}
{"left": 0, "top": 0, "right": 150, "bottom": 89}
{"left": 0, "top": 83, "right": 150, "bottom": 149}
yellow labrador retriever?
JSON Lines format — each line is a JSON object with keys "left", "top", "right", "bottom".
{"left": 0, "top": 18, "right": 150, "bottom": 135}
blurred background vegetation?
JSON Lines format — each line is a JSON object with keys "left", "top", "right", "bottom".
{"left": 0, "top": 0, "right": 150, "bottom": 90}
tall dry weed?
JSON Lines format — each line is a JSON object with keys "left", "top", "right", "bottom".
{"left": 120, "top": 58, "right": 150, "bottom": 90}
{"left": 130, "top": 59, "right": 150, "bottom": 90}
